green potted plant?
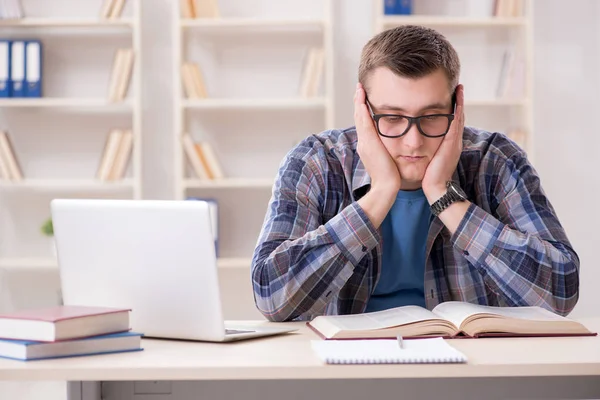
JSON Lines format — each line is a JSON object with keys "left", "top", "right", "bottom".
{"left": 41, "top": 217, "right": 53, "bottom": 237}
{"left": 40, "top": 217, "right": 56, "bottom": 256}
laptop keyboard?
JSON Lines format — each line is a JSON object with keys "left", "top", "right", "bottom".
{"left": 225, "top": 328, "right": 256, "bottom": 335}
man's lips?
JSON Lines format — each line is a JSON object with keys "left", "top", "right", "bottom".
{"left": 400, "top": 155, "right": 425, "bottom": 162}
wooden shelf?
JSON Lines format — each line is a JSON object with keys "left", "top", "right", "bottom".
{"left": 182, "top": 97, "right": 327, "bottom": 110}
{"left": 217, "top": 258, "right": 252, "bottom": 269}
{"left": 0, "top": 257, "right": 250, "bottom": 270}
{"left": 0, "top": 98, "right": 133, "bottom": 110}
{"left": 180, "top": 17, "right": 324, "bottom": 31}
{"left": 0, "top": 257, "right": 57, "bottom": 269}
{"left": 379, "top": 16, "right": 527, "bottom": 28}
{"left": 184, "top": 178, "right": 273, "bottom": 189}
{"left": 0, "top": 18, "right": 135, "bottom": 27}
{"left": 0, "top": 179, "right": 135, "bottom": 190}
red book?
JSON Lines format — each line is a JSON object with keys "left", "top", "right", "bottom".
{"left": 0, "top": 305, "right": 131, "bottom": 342}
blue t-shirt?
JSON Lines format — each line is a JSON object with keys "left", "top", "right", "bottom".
{"left": 365, "top": 188, "right": 431, "bottom": 312}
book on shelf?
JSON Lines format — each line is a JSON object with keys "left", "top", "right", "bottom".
{"left": 496, "top": 43, "right": 525, "bottom": 99}
{"left": 307, "top": 301, "right": 596, "bottom": 340}
{"left": 0, "top": 331, "right": 143, "bottom": 361}
{"left": 181, "top": 62, "right": 208, "bottom": 99}
{"left": 0, "top": 130, "right": 23, "bottom": 181}
{"left": 0, "top": 0, "right": 24, "bottom": 20}
{"left": 494, "top": 0, "right": 523, "bottom": 17}
{"left": 96, "top": 128, "right": 133, "bottom": 181}
{"left": 299, "top": 47, "right": 324, "bottom": 98}
{"left": 507, "top": 127, "right": 527, "bottom": 149}
{"left": 108, "top": 48, "right": 134, "bottom": 102}
{"left": 100, "top": 0, "right": 127, "bottom": 19}
{"left": 181, "top": 0, "right": 220, "bottom": 19}
{"left": 181, "top": 132, "right": 224, "bottom": 180}
{"left": 0, "top": 305, "right": 131, "bottom": 342}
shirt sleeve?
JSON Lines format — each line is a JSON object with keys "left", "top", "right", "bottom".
{"left": 450, "top": 152, "right": 579, "bottom": 316}
{"left": 251, "top": 150, "right": 380, "bottom": 322}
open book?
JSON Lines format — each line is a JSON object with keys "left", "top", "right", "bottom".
{"left": 307, "top": 301, "right": 596, "bottom": 340}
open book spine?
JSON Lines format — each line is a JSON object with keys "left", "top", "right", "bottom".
{"left": 493, "top": 0, "right": 523, "bottom": 17}
{"left": 108, "top": 48, "right": 135, "bottom": 102}
{"left": 0, "top": 131, "right": 23, "bottom": 181}
{"left": 181, "top": 62, "right": 208, "bottom": 99}
{"left": 299, "top": 47, "right": 325, "bottom": 98}
{"left": 181, "top": 0, "right": 220, "bottom": 19}
{"left": 96, "top": 129, "right": 133, "bottom": 181}
{"left": 100, "top": 0, "right": 127, "bottom": 19}
{"left": 181, "top": 133, "right": 224, "bottom": 180}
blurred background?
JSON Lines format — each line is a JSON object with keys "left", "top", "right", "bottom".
{"left": 0, "top": 0, "right": 598, "bottom": 398}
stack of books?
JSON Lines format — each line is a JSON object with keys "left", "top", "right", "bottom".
{"left": 0, "top": 305, "right": 142, "bottom": 361}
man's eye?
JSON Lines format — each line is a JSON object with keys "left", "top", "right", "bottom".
{"left": 383, "top": 116, "right": 402, "bottom": 122}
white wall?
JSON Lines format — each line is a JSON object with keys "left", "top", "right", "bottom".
{"left": 530, "top": 0, "right": 600, "bottom": 319}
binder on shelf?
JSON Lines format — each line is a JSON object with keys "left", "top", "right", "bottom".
{"left": 383, "top": 0, "right": 412, "bottom": 15}
{"left": 0, "top": 40, "right": 11, "bottom": 97}
{"left": 25, "top": 40, "right": 42, "bottom": 98}
{"left": 186, "top": 197, "right": 219, "bottom": 256}
{"left": 10, "top": 41, "right": 25, "bottom": 98}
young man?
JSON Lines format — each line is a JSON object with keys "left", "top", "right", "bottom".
{"left": 251, "top": 25, "right": 579, "bottom": 322}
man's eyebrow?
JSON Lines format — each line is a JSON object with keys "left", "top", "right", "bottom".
{"left": 374, "top": 102, "right": 449, "bottom": 113}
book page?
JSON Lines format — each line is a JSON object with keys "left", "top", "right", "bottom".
{"left": 323, "top": 306, "right": 442, "bottom": 331}
{"left": 432, "top": 301, "right": 569, "bottom": 329}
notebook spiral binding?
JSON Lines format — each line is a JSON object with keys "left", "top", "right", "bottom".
{"left": 326, "top": 356, "right": 465, "bottom": 364}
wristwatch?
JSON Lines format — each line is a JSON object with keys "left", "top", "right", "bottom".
{"left": 430, "top": 181, "right": 467, "bottom": 217}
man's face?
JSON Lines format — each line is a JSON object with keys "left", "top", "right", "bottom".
{"left": 365, "top": 67, "right": 454, "bottom": 190}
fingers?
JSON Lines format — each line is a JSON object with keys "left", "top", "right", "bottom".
{"left": 446, "top": 84, "right": 465, "bottom": 143}
{"left": 354, "top": 83, "right": 377, "bottom": 141}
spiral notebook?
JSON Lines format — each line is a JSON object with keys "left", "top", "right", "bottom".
{"left": 311, "top": 337, "right": 467, "bottom": 364}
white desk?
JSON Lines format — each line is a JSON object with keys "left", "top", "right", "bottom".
{"left": 0, "top": 318, "right": 599, "bottom": 400}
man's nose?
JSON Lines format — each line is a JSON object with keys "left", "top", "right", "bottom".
{"left": 402, "top": 121, "right": 424, "bottom": 149}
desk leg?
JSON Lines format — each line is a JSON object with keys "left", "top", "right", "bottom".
{"left": 67, "top": 381, "right": 101, "bottom": 400}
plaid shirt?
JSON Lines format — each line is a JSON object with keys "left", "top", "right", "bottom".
{"left": 251, "top": 126, "right": 580, "bottom": 321}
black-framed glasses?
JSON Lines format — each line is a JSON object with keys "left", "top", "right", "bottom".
{"left": 367, "top": 102, "right": 455, "bottom": 138}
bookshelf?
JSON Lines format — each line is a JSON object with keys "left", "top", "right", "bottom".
{"left": 173, "top": 0, "right": 334, "bottom": 270}
{"left": 0, "top": 0, "right": 142, "bottom": 268}
{"left": 373, "top": 0, "right": 535, "bottom": 160}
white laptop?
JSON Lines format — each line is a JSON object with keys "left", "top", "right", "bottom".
{"left": 50, "top": 198, "right": 297, "bottom": 342}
